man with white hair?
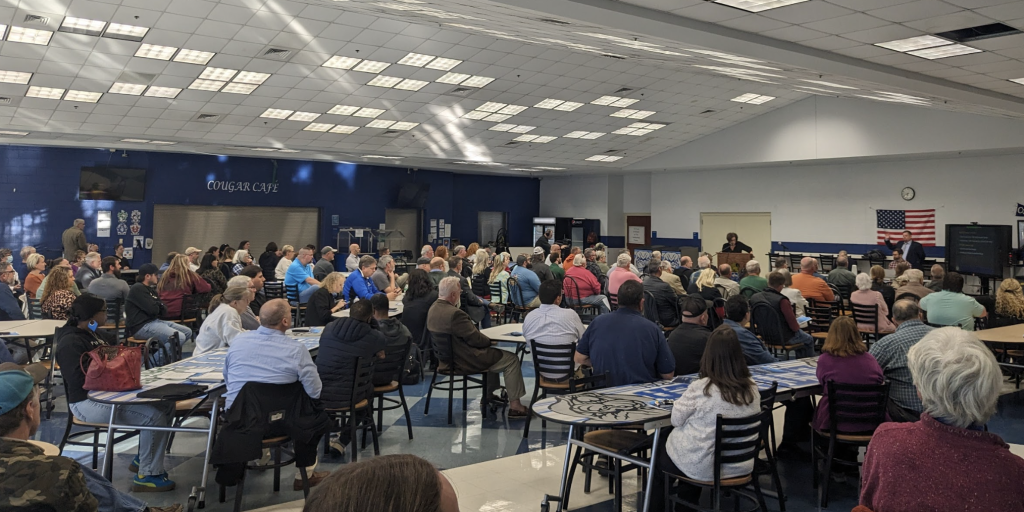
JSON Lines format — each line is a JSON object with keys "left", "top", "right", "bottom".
{"left": 673, "top": 255, "right": 694, "bottom": 283}
{"left": 861, "top": 327, "right": 1024, "bottom": 511}
{"left": 790, "top": 257, "right": 834, "bottom": 302}
{"left": 544, "top": 244, "right": 561, "bottom": 266}
{"left": 689, "top": 255, "right": 712, "bottom": 286}
{"left": 650, "top": 250, "right": 662, "bottom": 262}
{"left": 426, "top": 276, "right": 528, "bottom": 417}
{"left": 62, "top": 218, "right": 88, "bottom": 261}
{"left": 739, "top": 259, "right": 767, "bottom": 294}
{"left": 927, "top": 264, "right": 945, "bottom": 292}
{"left": 185, "top": 247, "right": 202, "bottom": 272}
{"left": 371, "top": 254, "right": 400, "bottom": 293}
{"left": 75, "top": 252, "right": 102, "bottom": 289}
{"left": 421, "top": 245, "right": 434, "bottom": 260}
{"left": 714, "top": 263, "right": 740, "bottom": 299}
{"left": 870, "top": 299, "right": 933, "bottom": 423}
{"left": 659, "top": 260, "right": 684, "bottom": 296}
{"left": 896, "top": 269, "right": 933, "bottom": 301}
{"left": 608, "top": 253, "right": 641, "bottom": 295}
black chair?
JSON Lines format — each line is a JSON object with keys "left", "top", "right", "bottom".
{"left": 756, "top": 382, "right": 786, "bottom": 511}
{"left": 523, "top": 340, "right": 606, "bottom": 437}
{"left": 819, "top": 254, "right": 836, "bottom": 273}
{"left": 423, "top": 332, "right": 491, "bottom": 425}
{"left": 567, "top": 428, "right": 650, "bottom": 512}
{"left": 834, "top": 283, "right": 852, "bottom": 303}
{"left": 608, "top": 292, "right": 618, "bottom": 311}
{"left": 811, "top": 380, "right": 891, "bottom": 508}
{"left": 27, "top": 297, "right": 42, "bottom": 319}
{"left": 507, "top": 276, "right": 537, "bottom": 323}
{"left": 58, "top": 379, "right": 138, "bottom": 470}
{"left": 805, "top": 301, "right": 834, "bottom": 349}
{"left": 101, "top": 298, "right": 126, "bottom": 342}
{"left": 788, "top": 254, "right": 804, "bottom": 270}
{"left": 489, "top": 279, "right": 510, "bottom": 324}
{"left": 171, "top": 294, "right": 201, "bottom": 333}
{"left": 263, "top": 281, "right": 284, "bottom": 300}
{"left": 563, "top": 276, "right": 597, "bottom": 318}
{"left": 642, "top": 290, "right": 661, "bottom": 325}
{"left": 322, "top": 356, "right": 379, "bottom": 462}
{"left": 371, "top": 335, "right": 415, "bottom": 440}
{"left": 750, "top": 303, "right": 802, "bottom": 360}
{"left": 849, "top": 302, "right": 891, "bottom": 345}
{"left": 284, "top": 284, "right": 307, "bottom": 326}
{"left": 662, "top": 408, "right": 770, "bottom": 512}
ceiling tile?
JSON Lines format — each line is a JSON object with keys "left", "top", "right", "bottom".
{"left": 759, "top": 2, "right": 855, "bottom": 24}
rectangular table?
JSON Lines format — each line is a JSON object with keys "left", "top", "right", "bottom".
{"left": 975, "top": 323, "right": 1024, "bottom": 345}
{"left": 88, "top": 332, "right": 320, "bottom": 508}
{"left": 531, "top": 357, "right": 821, "bottom": 512}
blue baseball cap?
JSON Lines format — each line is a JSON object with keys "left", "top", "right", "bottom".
{"left": 0, "top": 362, "right": 46, "bottom": 414}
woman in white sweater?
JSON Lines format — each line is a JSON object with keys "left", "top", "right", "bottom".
{"left": 662, "top": 325, "right": 761, "bottom": 506}
{"left": 275, "top": 245, "right": 295, "bottom": 281}
{"left": 193, "top": 286, "right": 249, "bottom": 356}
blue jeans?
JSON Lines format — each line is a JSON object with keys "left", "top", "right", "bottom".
{"left": 134, "top": 320, "right": 192, "bottom": 365}
{"left": 80, "top": 463, "right": 147, "bottom": 511}
{"left": 581, "top": 294, "right": 610, "bottom": 315}
{"left": 69, "top": 399, "right": 174, "bottom": 477}
{"left": 790, "top": 329, "right": 815, "bottom": 358}
{"left": 299, "top": 285, "right": 319, "bottom": 303}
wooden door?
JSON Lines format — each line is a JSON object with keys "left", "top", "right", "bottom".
{"left": 626, "top": 215, "right": 651, "bottom": 255}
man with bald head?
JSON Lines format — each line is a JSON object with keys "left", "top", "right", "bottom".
{"left": 714, "top": 263, "right": 740, "bottom": 299}
{"left": 927, "top": 264, "right": 945, "bottom": 292}
{"left": 344, "top": 244, "right": 360, "bottom": 272}
{"left": 545, "top": 244, "right": 561, "bottom": 266}
{"left": 790, "top": 257, "right": 834, "bottom": 302}
{"left": 673, "top": 255, "right": 694, "bottom": 283}
{"left": 428, "top": 256, "right": 447, "bottom": 288}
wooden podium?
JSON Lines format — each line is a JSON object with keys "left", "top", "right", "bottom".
{"left": 717, "top": 252, "right": 753, "bottom": 273}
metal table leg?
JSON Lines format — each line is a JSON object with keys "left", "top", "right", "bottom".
{"left": 641, "top": 427, "right": 663, "bottom": 512}
{"left": 195, "top": 392, "right": 221, "bottom": 508}
{"left": 101, "top": 404, "right": 118, "bottom": 480}
{"left": 541, "top": 424, "right": 575, "bottom": 512}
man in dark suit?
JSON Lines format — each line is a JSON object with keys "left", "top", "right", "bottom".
{"left": 885, "top": 230, "right": 926, "bottom": 269}
{"left": 642, "top": 261, "right": 680, "bottom": 327}
{"left": 673, "top": 256, "right": 694, "bottom": 283}
{"left": 447, "top": 256, "right": 490, "bottom": 327}
{"left": 535, "top": 229, "right": 552, "bottom": 255}
{"left": 426, "top": 276, "right": 528, "bottom": 417}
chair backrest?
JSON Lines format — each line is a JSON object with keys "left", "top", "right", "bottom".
{"left": 849, "top": 301, "right": 880, "bottom": 333}
{"left": 429, "top": 331, "right": 457, "bottom": 370}
{"left": 284, "top": 283, "right": 300, "bottom": 303}
{"left": 598, "top": 274, "right": 609, "bottom": 296}
{"left": 758, "top": 381, "right": 778, "bottom": 410}
{"left": 712, "top": 409, "right": 768, "bottom": 485}
{"left": 104, "top": 298, "right": 123, "bottom": 325}
{"left": 819, "top": 254, "right": 836, "bottom": 272}
{"left": 707, "top": 298, "right": 726, "bottom": 330}
{"left": 642, "top": 290, "right": 660, "bottom": 325}
{"left": 508, "top": 275, "right": 527, "bottom": 307}
{"left": 375, "top": 332, "right": 414, "bottom": 384}
{"left": 788, "top": 254, "right": 804, "bottom": 270}
{"left": 345, "top": 356, "right": 376, "bottom": 409}
{"left": 27, "top": 297, "right": 42, "bottom": 320}
{"left": 750, "top": 302, "right": 785, "bottom": 346}
{"left": 805, "top": 302, "right": 833, "bottom": 332}
{"left": 834, "top": 283, "right": 852, "bottom": 301}
{"left": 264, "top": 281, "right": 284, "bottom": 299}
{"left": 529, "top": 339, "right": 576, "bottom": 383}
{"left": 562, "top": 277, "right": 584, "bottom": 309}
{"left": 825, "top": 380, "right": 890, "bottom": 435}
{"left": 714, "top": 283, "right": 728, "bottom": 299}
{"left": 608, "top": 292, "right": 618, "bottom": 311}
{"left": 180, "top": 294, "right": 200, "bottom": 321}
{"left": 488, "top": 279, "right": 507, "bottom": 305}
{"left": 739, "top": 286, "right": 759, "bottom": 299}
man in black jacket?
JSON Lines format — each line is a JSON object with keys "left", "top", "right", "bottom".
{"left": 447, "top": 256, "right": 490, "bottom": 327}
{"left": 535, "top": 229, "right": 552, "bottom": 255}
{"left": 125, "top": 263, "right": 192, "bottom": 365}
{"left": 642, "top": 261, "right": 680, "bottom": 327}
{"left": 885, "top": 230, "right": 927, "bottom": 270}
{"left": 370, "top": 294, "right": 412, "bottom": 386}
{"left": 666, "top": 296, "right": 711, "bottom": 376}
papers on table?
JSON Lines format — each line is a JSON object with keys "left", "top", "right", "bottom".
{"left": 160, "top": 371, "right": 199, "bottom": 381}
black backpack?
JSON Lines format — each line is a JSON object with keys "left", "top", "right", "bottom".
{"left": 402, "top": 343, "right": 422, "bottom": 384}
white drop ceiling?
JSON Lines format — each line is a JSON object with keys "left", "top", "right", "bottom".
{"left": 0, "top": 0, "right": 1022, "bottom": 175}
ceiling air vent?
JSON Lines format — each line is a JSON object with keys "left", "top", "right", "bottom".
{"left": 935, "top": 23, "right": 1021, "bottom": 43}
{"left": 194, "top": 113, "right": 220, "bottom": 122}
{"left": 602, "top": 54, "right": 627, "bottom": 60}
{"left": 603, "top": 149, "right": 622, "bottom": 154}
{"left": 23, "top": 15, "right": 49, "bottom": 25}
{"left": 538, "top": 18, "right": 571, "bottom": 25}
{"left": 115, "top": 71, "right": 158, "bottom": 85}
{"left": 259, "top": 47, "right": 294, "bottom": 60}
{"left": 613, "top": 87, "right": 634, "bottom": 94}
{"left": 699, "top": 109, "right": 716, "bottom": 115}
{"left": 446, "top": 87, "right": 475, "bottom": 96}
{"left": 379, "top": 130, "right": 402, "bottom": 137}
{"left": 503, "top": 141, "right": 521, "bottom": 146}
{"left": 0, "top": 98, "right": 11, "bottom": 105}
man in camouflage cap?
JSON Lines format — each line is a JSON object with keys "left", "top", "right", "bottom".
{"left": 0, "top": 362, "right": 181, "bottom": 512}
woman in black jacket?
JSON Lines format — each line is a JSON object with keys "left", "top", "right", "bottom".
{"left": 259, "top": 242, "right": 281, "bottom": 282}
{"left": 401, "top": 269, "right": 438, "bottom": 346}
{"left": 54, "top": 294, "right": 177, "bottom": 492}
{"left": 305, "top": 272, "right": 347, "bottom": 327}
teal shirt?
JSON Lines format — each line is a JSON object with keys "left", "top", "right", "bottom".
{"left": 919, "top": 291, "right": 986, "bottom": 331}
{"left": 739, "top": 275, "right": 767, "bottom": 292}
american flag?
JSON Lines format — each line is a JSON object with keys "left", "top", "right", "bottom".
{"left": 876, "top": 209, "right": 936, "bottom": 246}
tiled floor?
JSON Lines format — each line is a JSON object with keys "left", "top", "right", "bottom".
{"left": 33, "top": 341, "right": 1024, "bottom": 512}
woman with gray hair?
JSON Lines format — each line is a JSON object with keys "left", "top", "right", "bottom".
{"left": 193, "top": 286, "right": 249, "bottom": 356}
{"left": 226, "top": 275, "right": 260, "bottom": 330}
{"left": 850, "top": 272, "right": 896, "bottom": 332}
{"left": 860, "top": 327, "right": 1024, "bottom": 511}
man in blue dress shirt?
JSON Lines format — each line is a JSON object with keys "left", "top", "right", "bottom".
{"left": 510, "top": 255, "right": 541, "bottom": 307}
{"left": 342, "top": 255, "right": 398, "bottom": 302}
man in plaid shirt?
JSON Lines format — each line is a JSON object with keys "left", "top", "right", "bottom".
{"left": 870, "top": 299, "right": 933, "bottom": 422}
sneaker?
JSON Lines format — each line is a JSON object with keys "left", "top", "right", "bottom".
{"left": 147, "top": 505, "right": 183, "bottom": 512}
{"left": 133, "top": 474, "right": 176, "bottom": 492}
{"left": 329, "top": 439, "right": 346, "bottom": 457}
{"left": 128, "top": 456, "right": 140, "bottom": 473}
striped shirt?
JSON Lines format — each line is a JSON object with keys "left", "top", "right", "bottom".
{"left": 869, "top": 320, "right": 932, "bottom": 413}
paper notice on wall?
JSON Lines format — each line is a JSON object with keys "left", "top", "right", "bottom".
{"left": 123, "top": 248, "right": 133, "bottom": 260}
{"left": 628, "top": 226, "right": 646, "bottom": 244}
{"left": 133, "top": 236, "right": 144, "bottom": 249}
{"left": 354, "top": 229, "right": 363, "bottom": 237}
{"left": 145, "top": 238, "right": 153, "bottom": 249}
{"left": 444, "top": 223, "right": 452, "bottom": 238}
{"left": 97, "top": 211, "right": 111, "bottom": 238}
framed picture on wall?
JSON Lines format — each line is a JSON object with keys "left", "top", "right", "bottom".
{"left": 442, "top": 238, "right": 451, "bottom": 249}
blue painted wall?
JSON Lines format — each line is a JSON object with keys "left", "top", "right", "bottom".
{"left": 0, "top": 145, "right": 540, "bottom": 263}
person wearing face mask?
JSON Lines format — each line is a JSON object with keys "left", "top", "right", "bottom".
{"left": 55, "top": 294, "right": 178, "bottom": 492}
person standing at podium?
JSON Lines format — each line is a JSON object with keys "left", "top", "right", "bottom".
{"left": 721, "top": 233, "right": 752, "bottom": 254}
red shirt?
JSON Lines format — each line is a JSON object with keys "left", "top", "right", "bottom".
{"left": 563, "top": 265, "right": 601, "bottom": 299}
{"left": 861, "top": 414, "right": 1024, "bottom": 512}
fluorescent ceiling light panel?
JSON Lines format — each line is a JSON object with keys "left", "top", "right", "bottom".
{"left": 59, "top": 17, "right": 106, "bottom": 35}
{"left": 250, "top": 147, "right": 277, "bottom": 152}
{"left": 221, "top": 83, "right": 258, "bottom": 94}
{"left": 328, "top": 105, "right": 360, "bottom": 115}
{"left": 0, "top": 70, "right": 31, "bottom": 84}
{"left": 172, "top": 49, "right": 215, "bottom": 65}
{"left": 148, "top": 141, "right": 176, "bottom": 145}
{"left": 121, "top": 139, "right": 150, "bottom": 143}
{"left": 425, "top": 57, "right": 462, "bottom": 71}
{"left": 26, "top": 86, "right": 65, "bottom": 99}
{"left": 329, "top": 125, "right": 360, "bottom": 134}
{"left": 63, "top": 90, "right": 102, "bottom": 103}
{"left": 233, "top": 72, "right": 271, "bottom": 85}
{"left": 7, "top": 27, "right": 53, "bottom": 45}
{"left": 462, "top": 110, "right": 490, "bottom": 120}
{"left": 0, "top": 130, "right": 28, "bottom": 136}
{"left": 353, "top": 60, "right": 390, "bottom": 73}
{"left": 135, "top": 44, "right": 178, "bottom": 60}
{"left": 363, "top": 155, "right": 403, "bottom": 159}
{"left": 564, "top": 131, "right": 589, "bottom": 138}
{"left": 0, "top": 25, "right": 5, "bottom": 39}
{"left": 731, "top": 93, "right": 775, "bottom": 104}
{"left": 189, "top": 79, "right": 225, "bottom": 91}
{"left": 906, "top": 44, "right": 981, "bottom": 59}
{"left": 390, "top": 122, "right": 419, "bottom": 130}
{"left": 592, "top": 95, "right": 636, "bottom": 106}
{"left": 200, "top": 67, "right": 238, "bottom": 81}
{"left": 477, "top": 102, "right": 506, "bottom": 113}
{"left": 436, "top": 73, "right": 471, "bottom": 85}
{"left": 288, "top": 111, "right": 321, "bottom": 122}
{"left": 554, "top": 101, "right": 583, "bottom": 111}
{"left": 460, "top": 76, "right": 494, "bottom": 88}
{"left": 514, "top": 134, "right": 538, "bottom": 142}
{"left": 508, "top": 125, "right": 535, "bottom": 133}
{"left": 1011, "top": 78, "right": 1024, "bottom": 86}
{"left": 580, "top": 132, "right": 605, "bottom": 139}
{"left": 260, "top": 108, "right": 294, "bottom": 119}
{"left": 303, "top": 123, "right": 333, "bottom": 132}
{"left": 535, "top": 166, "right": 566, "bottom": 170}
{"left": 277, "top": 149, "right": 300, "bottom": 153}
{"left": 108, "top": 82, "right": 146, "bottom": 95}
{"left": 366, "top": 119, "right": 396, "bottom": 128}
{"left": 533, "top": 136, "right": 557, "bottom": 143}
{"left": 712, "top": 0, "right": 810, "bottom": 12}
{"left": 534, "top": 99, "right": 564, "bottom": 109}
{"left": 394, "top": 79, "right": 429, "bottom": 91}
{"left": 367, "top": 75, "right": 403, "bottom": 88}
{"left": 585, "top": 155, "right": 622, "bottom": 162}
{"left": 489, "top": 124, "right": 515, "bottom": 132}
{"left": 799, "top": 79, "right": 857, "bottom": 90}
{"left": 104, "top": 23, "right": 149, "bottom": 40}
{"left": 610, "top": 98, "right": 639, "bottom": 108}
{"left": 353, "top": 108, "right": 385, "bottom": 118}
{"left": 144, "top": 86, "right": 181, "bottom": 98}
{"left": 323, "top": 56, "right": 361, "bottom": 69}
{"left": 612, "top": 127, "right": 639, "bottom": 135}
{"left": 610, "top": 109, "right": 637, "bottom": 118}
{"left": 875, "top": 35, "right": 951, "bottom": 52}
{"left": 483, "top": 113, "right": 511, "bottom": 122}
{"left": 397, "top": 53, "right": 435, "bottom": 67}
{"left": 498, "top": 105, "right": 528, "bottom": 115}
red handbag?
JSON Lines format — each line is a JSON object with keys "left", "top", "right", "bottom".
{"left": 80, "top": 345, "right": 143, "bottom": 392}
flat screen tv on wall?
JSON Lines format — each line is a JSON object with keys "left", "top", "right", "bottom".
{"left": 79, "top": 167, "right": 147, "bottom": 201}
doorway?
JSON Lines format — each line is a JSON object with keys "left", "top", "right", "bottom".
{"left": 384, "top": 208, "right": 421, "bottom": 257}
{"left": 700, "top": 212, "right": 772, "bottom": 265}
{"left": 626, "top": 215, "right": 651, "bottom": 255}
{"left": 478, "top": 211, "right": 507, "bottom": 246}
